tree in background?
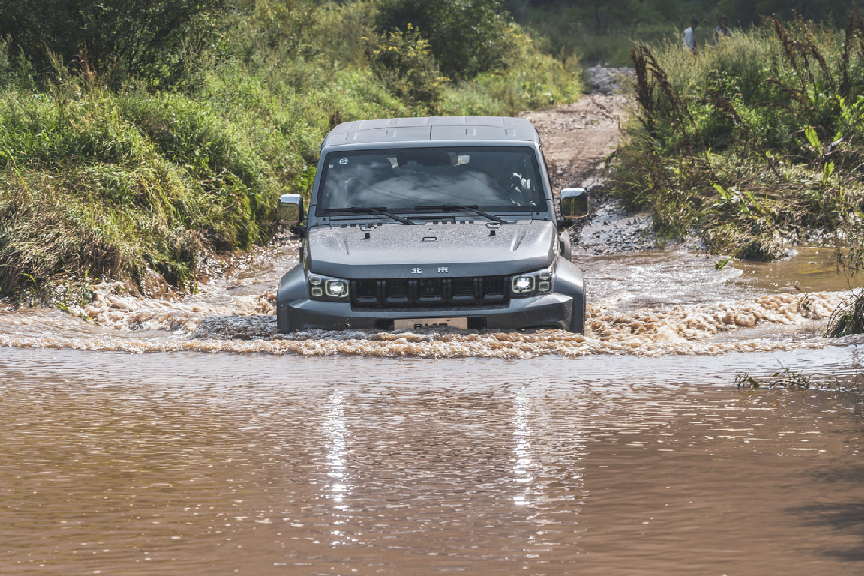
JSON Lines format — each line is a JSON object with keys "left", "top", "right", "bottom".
{"left": 501, "top": 0, "right": 856, "bottom": 66}
{"left": 0, "top": 0, "right": 229, "bottom": 85}
{"left": 718, "top": 0, "right": 849, "bottom": 27}
{"left": 376, "top": 0, "right": 516, "bottom": 79}
{"left": 504, "top": 0, "right": 852, "bottom": 29}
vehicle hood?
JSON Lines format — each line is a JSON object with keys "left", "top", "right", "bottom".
{"left": 307, "top": 220, "right": 556, "bottom": 279}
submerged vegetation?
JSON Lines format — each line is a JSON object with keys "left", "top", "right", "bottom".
{"left": 0, "top": 0, "right": 581, "bottom": 301}
{"left": 826, "top": 290, "right": 864, "bottom": 337}
{"left": 735, "top": 364, "right": 812, "bottom": 389}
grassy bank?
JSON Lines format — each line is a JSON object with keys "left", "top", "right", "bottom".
{"left": 609, "top": 12, "right": 864, "bottom": 272}
{"left": 0, "top": 0, "right": 581, "bottom": 303}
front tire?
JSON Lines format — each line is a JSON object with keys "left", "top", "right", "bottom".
{"left": 277, "top": 303, "right": 291, "bottom": 333}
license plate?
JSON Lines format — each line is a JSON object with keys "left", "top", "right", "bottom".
{"left": 393, "top": 317, "right": 468, "bottom": 330}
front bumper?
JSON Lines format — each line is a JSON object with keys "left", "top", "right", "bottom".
{"left": 277, "top": 293, "right": 574, "bottom": 332}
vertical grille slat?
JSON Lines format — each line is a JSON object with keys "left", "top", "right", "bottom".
{"left": 350, "top": 276, "right": 510, "bottom": 308}
{"left": 481, "top": 276, "right": 508, "bottom": 301}
{"left": 385, "top": 279, "right": 410, "bottom": 305}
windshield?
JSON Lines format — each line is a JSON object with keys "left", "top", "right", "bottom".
{"left": 315, "top": 146, "right": 546, "bottom": 215}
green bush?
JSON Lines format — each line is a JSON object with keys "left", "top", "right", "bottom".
{"left": 0, "top": 0, "right": 583, "bottom": 301}
{"left": 438, "top": 27, "right": 582, "bottom": 115}
{"left": 0, "top": 0, "right": 230, "bottom": 85}
{"left": 369, "top": 24, "right": 448, "bottom": 110}
{"left": 376, "top": 0, "right": 516, "bottom": 80}
{"left": 610, "top": 11, "right": 864, "bottom": 261}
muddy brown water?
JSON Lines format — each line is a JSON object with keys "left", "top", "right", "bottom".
{"left": 1, "top": 347, "right": 863, "bottom": 576}
{"left": 2, "top": 243, "right": 864, "bottom": 575}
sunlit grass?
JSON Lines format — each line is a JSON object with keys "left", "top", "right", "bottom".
{"left": 610, "top": 16, "right": 864, "bottom": 267}
{"left": 0, "top": 1, "right": 583, "bottom": 301}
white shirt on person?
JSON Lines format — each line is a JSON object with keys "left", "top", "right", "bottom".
{"left": 684, "top": 27, "right": 697, "bottom": 52}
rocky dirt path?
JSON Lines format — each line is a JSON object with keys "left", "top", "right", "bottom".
{"left": 521, "top": 93, "right": 628, "bottom": 192}
{"left": 521, "top": 73, "right": 657, "bottom": 255}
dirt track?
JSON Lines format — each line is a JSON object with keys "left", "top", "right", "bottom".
{"left": 521, "top": 93, "right": 629, "bottom": 192}
{"left": 522, "top": 88, "right": 660, "bottom": 255}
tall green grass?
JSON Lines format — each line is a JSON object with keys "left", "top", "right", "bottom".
{"left": 0, "top": 0, "right": 582, "bottom": 302}
{"left": 610, "top": 13, "right": 864, "bottom": 265}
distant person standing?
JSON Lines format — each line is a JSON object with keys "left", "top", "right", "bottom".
{"left": 683, "top": 19, "right": 698, "bottom": 55}
{"left": 711, "top": 16, "right": 731, "bottom": 46}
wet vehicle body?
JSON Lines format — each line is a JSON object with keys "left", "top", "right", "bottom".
{"left": 276, "top": 116, "right": 588, "bottom": 333}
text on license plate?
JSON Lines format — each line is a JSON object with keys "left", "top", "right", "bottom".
{"left": 393, "top": 317, "right": 468, "bottom": 330}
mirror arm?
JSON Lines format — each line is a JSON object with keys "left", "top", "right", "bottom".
{"left": 289, "top": 224, "right": 308, "bottom": 238}
{"left": 557, "top": 219, "right": 574, "bottom": 230}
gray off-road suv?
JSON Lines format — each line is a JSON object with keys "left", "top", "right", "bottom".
{"left": 276, "top": 116, "right": 588, "bottom": 333}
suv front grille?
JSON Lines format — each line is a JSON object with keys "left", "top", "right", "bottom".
{"left": 351, "top": 276, "right": 509, "bottom": 309}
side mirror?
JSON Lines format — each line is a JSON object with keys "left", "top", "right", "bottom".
{"left": 560, "top": 188, "right": 588, "bottom": 220}
{"left": 277, "top": 193, "right": 304, "bottom": 226}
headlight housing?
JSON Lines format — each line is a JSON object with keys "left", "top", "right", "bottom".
{"left": 308, "top": 274, "right": 350, "bottom": 301}
{"left": 510, "top": 267, "right": 553, "bottom": 298}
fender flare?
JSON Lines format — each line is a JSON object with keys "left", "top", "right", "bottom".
{"left": 554, "top": 258, "right": 586, "bottom": 333}
{"left": 276, "top": 264, "right": 308, "bottom": 333}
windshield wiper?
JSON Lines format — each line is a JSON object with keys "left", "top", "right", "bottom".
{"left": 325, "top": 207, "right": 416, "bottom": 225}
{"left": 413, "top": 204, "right": 507, "bottom": 224}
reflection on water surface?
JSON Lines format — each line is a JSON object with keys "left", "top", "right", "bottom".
{"left": 1, "top": 348, "right": 863, "bottom": 575}
{"left": 1, "top": 240, "right": 863, "bottom": 574}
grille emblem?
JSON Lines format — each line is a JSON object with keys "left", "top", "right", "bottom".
{"left": 412, "top": 268, "right": 423, "bottom": 274}
{"left": 438, "top": 267, "right": 449, "bottom": 273}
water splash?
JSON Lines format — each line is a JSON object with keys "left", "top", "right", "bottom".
{"left": 0, "top": 245, "right": 856, "bottom": 359}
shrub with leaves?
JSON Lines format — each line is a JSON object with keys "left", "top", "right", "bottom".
{"left": 610, "top": 9, "right": 864, "bottom": 262}
{"left": 437, "top": 26, "right": 582, "bottom": 115}
{"left": 376, "top": 0, "right": 516, "bottom": 80}
{"left": 368, "top": 24, "right": 448, "bottom": 109}
{"left": 0, "top": 0, "right": 230, "bottom": 85}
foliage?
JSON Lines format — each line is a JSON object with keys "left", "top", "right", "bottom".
{"left": 0, "top": 0, "right": 581, "bottom": 302}
{"left": 376, "top": 0, "right": 516, "bottom": 79}
{"left": 504, "top": 0, "right": 859, "bottom": 66}
{"left": 506, "top": 0, "right": 854, "bottom": 30}
{"left": 0, "top": 0, "right": 229, "bottom": 86}
{"left": 609, "top": 10, "right": 864, "bottom": 263}
{"left": 438, "top": 30, "right": 582, "bottom": 115}
{"left": 368, "top": 24, "right": 448, "bottom": 110}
